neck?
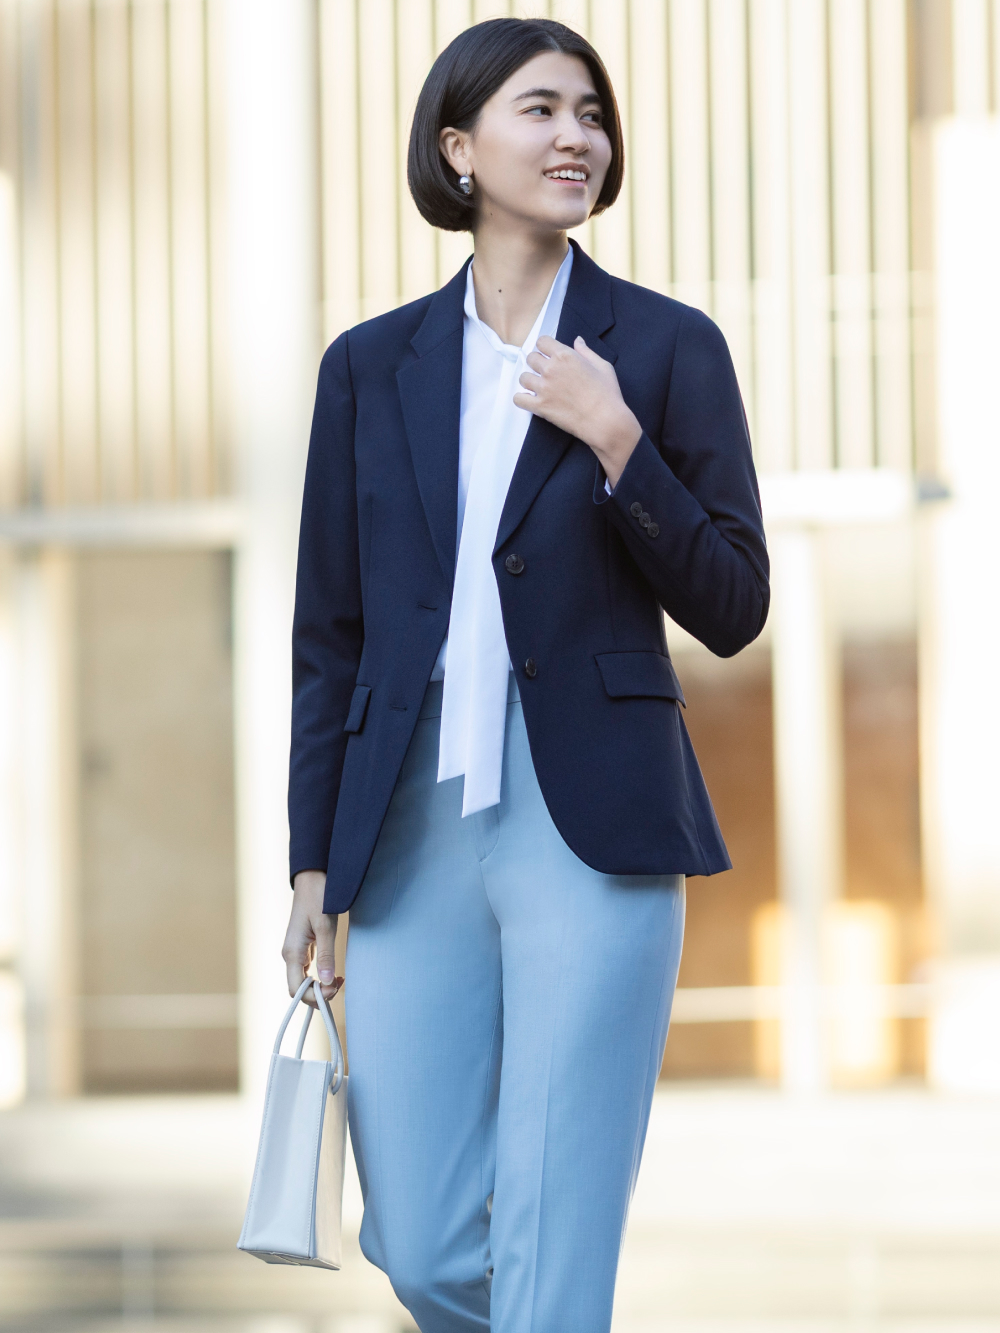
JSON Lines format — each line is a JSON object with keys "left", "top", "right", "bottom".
{"left": 469, "top": 226, "right": 570, "bottom": 347}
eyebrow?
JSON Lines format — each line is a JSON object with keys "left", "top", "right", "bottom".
{"left": 511, "top": 86, "right": 603, "bottom": 107}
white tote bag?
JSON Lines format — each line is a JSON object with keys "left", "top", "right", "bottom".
{"left": 238, "top": 975, "right": 348, "bottom": 1268}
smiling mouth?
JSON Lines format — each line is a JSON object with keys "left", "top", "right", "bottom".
{"left": 544, "top": 169, "right": 588, "bottom": 183}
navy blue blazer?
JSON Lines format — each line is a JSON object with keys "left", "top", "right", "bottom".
{"left": 290, "top": 238, "right": 769, "bottom": 913}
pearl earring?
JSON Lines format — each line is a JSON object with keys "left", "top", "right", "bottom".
{"left": 458, "top": 174, "right": 473, "bottom": 196}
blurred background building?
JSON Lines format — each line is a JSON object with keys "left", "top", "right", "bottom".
{"left": 1, "top": 0, "right": 1000, "bottom": 1328}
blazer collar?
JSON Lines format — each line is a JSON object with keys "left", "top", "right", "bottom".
{"left": 396, "top": 238, "right": 617, "bottom": 588}
{"left": 395, "top": 256, "right": 469, "bottom": 588}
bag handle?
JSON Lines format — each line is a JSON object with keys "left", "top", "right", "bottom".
{"left": 273, "top": 975, "right": 345, "bottom": 1095}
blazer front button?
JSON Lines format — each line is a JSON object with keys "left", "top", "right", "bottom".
{"left": 647, "top": 522, "right": 660, "bottom": 538}
{"left": 524, "top": 658, "right": 538, "bottom": 678}
{"left": 505, "top": 553, "right": 525, "bottom": 575}
{"left": 639, "top": 512, "right": 651, "bottom": 528}
{"left": 630, "top": 501, "right": 643, "bottom": 518}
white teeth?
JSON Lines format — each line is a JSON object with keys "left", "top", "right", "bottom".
{"left": 546, "top": 169, "right": 587, "bottom": 181}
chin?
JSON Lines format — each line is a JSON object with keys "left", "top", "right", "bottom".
{"left": 526, "top": 203, "right": 592, "bottom": 234}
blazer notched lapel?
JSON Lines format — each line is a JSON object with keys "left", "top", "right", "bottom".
{"left": 494, "top": 238, "right": 618, "bottom": 555}
{"left": 396, "top": 257, "right": 470, "bottom": 588}
{"left": 396, "top": 241, "right": 618, "bottom": 579}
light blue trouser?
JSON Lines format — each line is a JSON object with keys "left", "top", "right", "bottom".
{"left": 346, "top": 676, "right": 685, "bottom": 1333}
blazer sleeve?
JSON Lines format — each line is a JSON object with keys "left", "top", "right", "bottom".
{"left": 288, "top": 331, "right": 364, "bottom": 883}
{"left": 596, "top": 305, "right": 769, "bottom": 657}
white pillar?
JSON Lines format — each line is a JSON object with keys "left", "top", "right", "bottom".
{"left": 770, "top": 526, "right": 843, "bottom": 1092}
{"left": 13, "top": 550, "right": 81, "bottom": 1097}
{"left": 0, "top": 551, "right": 25, "bottom": 1106}
{"left": 225, "top": 0, "right": 320, "bottom": 1098}
{"left": 921, "top": 118, "right": 1000, "bottom": 1091}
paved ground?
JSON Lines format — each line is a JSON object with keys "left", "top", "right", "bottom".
{"left": 1, "top": 1085, "right": 999, "bottom": 1332}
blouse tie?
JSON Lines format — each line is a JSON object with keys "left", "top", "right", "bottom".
{"left": 436, "top": 247, "right": 573, "bottom": 816}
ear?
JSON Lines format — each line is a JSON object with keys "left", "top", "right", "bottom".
{"left": 438, "top": 127, "right": 471, "bottom": 178}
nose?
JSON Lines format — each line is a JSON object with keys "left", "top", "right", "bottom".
{"left": 552, "top": 109, "right": 591, "bottom": 154}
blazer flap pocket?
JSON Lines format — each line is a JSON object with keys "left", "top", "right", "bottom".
{"left": 344, "top": 684, "right": 372, "bottom": 733}
{"left": 594, "top": 652, "right": 686, "bottom": 706}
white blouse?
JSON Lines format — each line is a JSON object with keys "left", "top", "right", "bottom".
{"left": 433, "top": 245, "right": 574, "bottom": 816}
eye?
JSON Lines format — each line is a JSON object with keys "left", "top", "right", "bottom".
{"left": 524, "top": 104, "right": 553, "bottom": 116}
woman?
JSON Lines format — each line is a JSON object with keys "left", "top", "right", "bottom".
{"left": 283, "top": 17, "right": 767, "bottom": 1333}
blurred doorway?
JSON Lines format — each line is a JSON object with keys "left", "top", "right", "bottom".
{"left": 76, "top": 550, "right": 238, "bottom": 1093}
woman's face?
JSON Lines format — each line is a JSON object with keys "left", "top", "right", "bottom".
{"left": 440, "top": 51, "right": 613, "bottom": 235}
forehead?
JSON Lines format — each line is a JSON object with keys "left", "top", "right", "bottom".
{"left": 497, "top": 50, "right": 598, "bottom": 101}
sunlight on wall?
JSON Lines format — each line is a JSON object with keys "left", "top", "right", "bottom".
{"left": 752, "top": 900, "right": 901, "bottom": 1087}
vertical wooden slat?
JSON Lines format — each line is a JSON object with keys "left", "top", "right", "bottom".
{"left": 357, "top": 0, "right": 398, "bottom": 321}
{"left": 433, "top": 0, "right": 475, "bottom": 287}
{"left": 589, "top": 0, "right": 631, "bottom": 279}
{"left": 550, "top": 0, "right": 589, "bottom": 30}
{"left": 952, "top": 0, "right": 991, "bottom": 113}
{"left": 55, "top": 0, "right": 98, "bottom": 504}
{"left": 472, "top": 0, "right": 509, "bottom": 20}
{"left": 829, "top": 0, "right": 874, "bottom": 468}
{"left": 433, "top": 0, "right": 472, "bottom": 52}
{"left": 0, "top": 1, "right": 23, "bottom": 507}
{"left": 397, "top": 0, "right": 437, "bottom": 305}
{"left": 204, "top": 0, "right": 229, "bottom": 490}
{"left": 708, "top": 0, "right": 754, "bottom": 432}
{"left": 628, "top": 0, "right": 670, "bottom": 295}
{"left": 558, "top": 0, "right": 594, "bottom": 262}
{"left": 167, "top": 0, "right": 211, "bottom": 497}
{"left": 669, "top": 0, "right": 711, "bottom": 311}
{"left": 94, "top": 0, "right": 137, "bottom": 502}
{"left": 19, "top": 1, "right": 61, "bottom": 504}
{"left": 908, "top": 118, "right": 937, "bottom": 480}
{"left": 787, "top": 0, "right": 832, "bottom": 470}
{"left": 319, "top": 0, "right": 361, "bottom": 340}
{"left": 131, "top": 0, "right": 174, "bottom": 499}
{"left": 0, "top": 171, "right": 18, "bottom": 508}
{"left": 748, "top": 0, "right": 793, "bottom": 473}
{"left": 869, "top": 0, "right": 912, "bottom": 470}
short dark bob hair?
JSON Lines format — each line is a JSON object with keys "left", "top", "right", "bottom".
{"left": 408, "top": 18, "right": 624, "bottom": 233}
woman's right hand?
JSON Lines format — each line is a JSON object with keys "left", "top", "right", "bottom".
{"left": 283, "top": 870, "right": 343, "bottom": 1008}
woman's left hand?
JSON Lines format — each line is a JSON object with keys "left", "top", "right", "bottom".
{"left": 513, "top": 335, "right": 642, "bottom": 490}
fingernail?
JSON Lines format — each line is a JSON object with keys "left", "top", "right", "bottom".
{"left": 319, "top": 968, "right": 334, "bottom": 983}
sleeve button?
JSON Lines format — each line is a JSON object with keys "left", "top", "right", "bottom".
{"left": 630, "top": 501, "right": 643, "bottom": 518}
{"left": 639, "top": 512, "right": 650, "bottom": 528}
{"left": 647, "top": 522, "right": 659, "bottom": 538}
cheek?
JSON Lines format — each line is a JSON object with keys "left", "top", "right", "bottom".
{"left": 590, "top": 140, "right": 614, "bottom": 190}
{"left": 476, "top": 125, "right": 544, "bottom": 180}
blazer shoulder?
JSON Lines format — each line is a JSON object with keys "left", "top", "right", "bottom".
{"left": 321, "top": 291, "right": 437, "bottom": 371}
{"left": 607, "top": 273, "right": 702, "bottom": 327}
{"left": 608, "top": 275, "right": 732, "bottom": 356}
